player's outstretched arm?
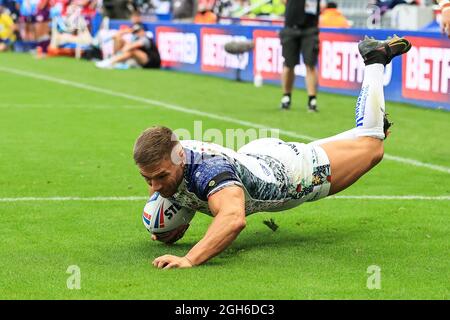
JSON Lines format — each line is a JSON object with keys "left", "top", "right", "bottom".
{"left": 152, "top": 186, "right": 246, "bottom": 269}
{"left": 184, "top": 186, "right": 246, "bottom": 266}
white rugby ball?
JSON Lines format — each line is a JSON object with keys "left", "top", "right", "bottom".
{"left": 142, "top": 192, "right": 195, "bottom": 234}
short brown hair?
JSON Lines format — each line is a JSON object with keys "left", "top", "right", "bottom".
{"left": 133, "top": 126, "right": 179, "bottom": 168}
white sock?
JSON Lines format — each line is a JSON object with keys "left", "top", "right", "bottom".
{"left": 309, "top": 64, "right": 386, "bottom": 146}
{"left": 354, "top": 64, "right": 385, "bottom": 140}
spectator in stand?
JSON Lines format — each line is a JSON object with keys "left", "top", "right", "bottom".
{"left": 319, "top": 1, "right": 350, "bottom": 28}
{"left": 438, "top": 0, "right": 450, "bottom": 37}
{"left": 35, "top": 0, "right": 51, "bottom": 51}
{"left": 194, "top": 2, "right": 217, "bottom": 24}
{"left": 74, "top": 0, "right": 97, "bottom": 20}
{"left": 1, "top": 0, "right": 20, "bottom": 21}
{"left": 172, "top": 0, "right": 196, "bottom": 22}
{"left": 17, "top": 0, "right": 40, "bottom": 41}
{"left": 375, "top": 0, "right": 418, "bottom": 16}
{"left": 229, "top": 0, "right": 251, "bottom": 17}
{"left": 0, "top": 1, "right": 16, "bottom": 51}
{"left": 71, "top": 0, "right": 99, "bottom": 33}
{"left": 249, "top": 0, "right": 285, "bottom": 17}
{"left": 49, "top": 0, "right": 70, "bottom": 16}
{"left": 48, "top": 2, "right": 93, "bottom": 51}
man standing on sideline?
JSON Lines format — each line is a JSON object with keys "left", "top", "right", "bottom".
{"left": 279, "top": 0, "right": 323, "bottom": 112}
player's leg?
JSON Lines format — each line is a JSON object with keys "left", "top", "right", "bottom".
{"left": 320, "top": 137, "right": 384, "bottom": 195}
{"left": 318, "top": 36, "right": 411, "bottom": 195}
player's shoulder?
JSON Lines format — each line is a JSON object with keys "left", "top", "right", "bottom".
{"left": 183, "top": 141, "right": 237, "bottom": 178}
{"left": 181, "top": 141, "right": 242, "bottom": 200}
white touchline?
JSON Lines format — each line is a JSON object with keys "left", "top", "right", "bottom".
{"left": 1, "top": 66, "right": 449, "bottom": 175}
{"left": 0, "top": 195, "right": 449, "bottom": 202}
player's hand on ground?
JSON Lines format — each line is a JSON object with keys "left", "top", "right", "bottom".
{"left": 151, "top": 224, "right": 190, "bottom": 244}
{"left": 152, "top": 255, "right": 193, "bottom": 269}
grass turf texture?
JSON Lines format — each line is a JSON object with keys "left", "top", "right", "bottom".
{"left": 0, "top": 53, "right": 449, "bottom": 299}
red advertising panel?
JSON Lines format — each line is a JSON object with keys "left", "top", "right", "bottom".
{"left": 200, "top": 27, "right": 250, "bottom": 73}
{"left": 253, "top": 29, "right": 283, "bottom": 80}
{"left": 156, "top": 26, "right": 199, "bottom": 68}
{"left": 402, "top": 36, "right": 450, "bottom": 103}
{"left": 319, "top": 33, "right": 366, "bottom": 90}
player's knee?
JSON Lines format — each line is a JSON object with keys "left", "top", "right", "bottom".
{"left": 372, "top": 141, "right": 384, "bottom": 165}
{"left": 359, "top": 137, "right": 384, "bottom": 165}
{"left": 376, "top": 145, "right": 384, "bottom": 163}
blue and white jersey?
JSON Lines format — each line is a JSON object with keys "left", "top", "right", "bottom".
{"left": 168, "top": 139, "right": 331, "bottom": 216}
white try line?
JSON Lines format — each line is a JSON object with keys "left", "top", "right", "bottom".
{"left": 0, "top": 195, "right": 449, "bottom": 202}
{"left": 1, "top": 66, "right": 449, "bottom": 175}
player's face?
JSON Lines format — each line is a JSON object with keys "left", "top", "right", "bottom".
{"left": 139, "top": 157, "right": 184, "bottom": 198}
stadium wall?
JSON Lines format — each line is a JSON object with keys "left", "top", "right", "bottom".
{"left": 110, "top": 20, "right": 450, "bottom": 110}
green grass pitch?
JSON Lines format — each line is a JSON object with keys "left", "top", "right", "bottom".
{"left": 0, "top": 53, "right": 449, "bottom": 299}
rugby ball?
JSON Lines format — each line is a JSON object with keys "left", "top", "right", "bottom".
{"left": 142, "top": 192, "right": 195, "bottom": 234}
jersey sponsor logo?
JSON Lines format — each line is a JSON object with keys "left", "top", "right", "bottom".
{"left": 201, "top": 27, "right": 250, "bottom": 72}
{"left": 319, "top": 33, "right": 392, "bottom": 89}
{"left": 402, "top": 37, "right": 450, "bottom": 103}
{"left": 156, "top": 26, "right": 198, "bottom": 67}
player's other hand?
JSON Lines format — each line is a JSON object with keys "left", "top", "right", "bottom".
{"left": 152, "top": 255, "right": 193, "bottom": 269}
{"left": 151, "top": 224, "right": 190, "bottom": 244}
